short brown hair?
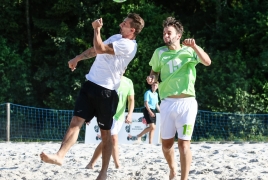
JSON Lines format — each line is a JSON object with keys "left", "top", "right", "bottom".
{"left": 163, "top": 17, "right": 183, "bottom": 35}
{"left": 127, "top": 13, "right": 145, "bottom": 36}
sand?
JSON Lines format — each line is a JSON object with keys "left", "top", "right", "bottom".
{"left": 0, "top": 142, "right": 268, "bottom": 180}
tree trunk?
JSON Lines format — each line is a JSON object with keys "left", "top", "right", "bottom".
{"left": 26, "top": 0, "right": 32, "bottom": 52}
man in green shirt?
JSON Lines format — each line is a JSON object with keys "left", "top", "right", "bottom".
{"left": 147, "top": 17, "right": 211, "bottom": 180}
{"left": 86, "top": 75, "right": 134, "bottom": 169}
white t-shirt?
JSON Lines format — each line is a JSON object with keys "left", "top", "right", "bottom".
{"left": 86, "top": 34, "right": 137, "bottom": 90}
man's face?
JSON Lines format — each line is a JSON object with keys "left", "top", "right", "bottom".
{"left": 119, "top": 18, "right": 134, "bottom": 36}
{"left": 163, "top": 26, "right": 180, "bottom": 46}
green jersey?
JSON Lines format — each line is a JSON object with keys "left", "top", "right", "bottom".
{"left": 149, "top": 45, "right": 201, "bottom": 100}
{"left": 114, "top": 76, "right": 134, "bottom": 121}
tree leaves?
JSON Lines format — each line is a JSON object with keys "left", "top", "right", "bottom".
{"left": 0, "top": 0, "right": 267, "bottom": 113}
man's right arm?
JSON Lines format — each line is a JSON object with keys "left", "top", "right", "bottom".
{"left": 68, "top": 47, "right": 96, "bottom": 71}
{"left": 76, "top": 47, "right": 97, "bottom": 61}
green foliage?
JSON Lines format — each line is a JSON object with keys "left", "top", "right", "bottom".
{"left": 196, "top": 49, "right": 268, "bottom": 113}
{"left": 28, "top": 0, "right": 170, "bottom": 109}
{"left": 193, "top": 111, "right": 268, "bottom": 142}
{"left": 0, "top": 0, "right": 267, "bottom": 113}
{"left": 0, "top": 37, "right": 33, "bottom": 105}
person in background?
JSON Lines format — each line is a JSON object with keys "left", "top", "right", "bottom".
{"left": 146, "top": 17, "right": 211, "bottom": 180}
{"left": 40, "top": 13, "right": 144, "bottom": 180}
{"left": 86, "top": 73, "right": 134, "bottom": 169}
{"left": 135, "top": 81, "right": 160, "bottom": 144}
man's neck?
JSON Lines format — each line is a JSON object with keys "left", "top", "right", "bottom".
{"left": 168, "top": 43, "right": 181, "bottom": 50}
{"left": 122, "top": 34, "right": 136, "bottom": 40}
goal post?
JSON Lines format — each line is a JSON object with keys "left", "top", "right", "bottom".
{"left": 6, "top": 103, "right": 10, "bottom": 142}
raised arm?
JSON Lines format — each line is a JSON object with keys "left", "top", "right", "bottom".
{"left": 76, "top": 47, "right": 97, "bottom": 60}
{"left": 192, "top": 45, "right": 211, "bottom": 66}
{"left": 92, "top": 18, "right": 115, "bottom": 55}
{"left": 182, "top": 38, "right": 211, "bottom": 66}
{"left": 68, "top": 47, "right": 96, "bottom": 71}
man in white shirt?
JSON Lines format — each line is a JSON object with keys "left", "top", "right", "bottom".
{"left": 40, "top": 13, "right": 144, "bottom": 180}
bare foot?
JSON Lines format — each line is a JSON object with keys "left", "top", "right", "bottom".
{"left": 85, "top": 162, "right": 94, "bottom": 169}
{"left": 169, "top": 169, "right": 177, "bottom": 180}
{"left": 133, "top": 136, "right": 141, "bottom": 144}
{"left": 40, "top": 152, "right": 63, "bottom": 166}
{"left": 115, "top": 164, "right": 120, "bottom": 169}
{"left": 96, "top": 170, "right": 107, "bottom": 180}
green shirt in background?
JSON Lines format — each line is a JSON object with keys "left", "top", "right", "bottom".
{"left": 149, "top": 45, "right": 201, "bottom": 100}
{"left": 114, "top": 76, "right": 134, "bottom": 121}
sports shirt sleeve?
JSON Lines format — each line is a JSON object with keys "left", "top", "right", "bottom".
{"left": 144, "top": 91, "right": 150, "bottom": 102}
{"left": 149, "top": 49, "right": 161, "bottom": 72}
{"left": 113, "top": 38, "right": 135, "bottom": 56}
{"left": 103, "top": 36, "right": 112, "bottom": 45}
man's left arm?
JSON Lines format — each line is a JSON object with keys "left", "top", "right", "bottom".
{"left": 92, "top": 18, "right": 115, "bottom": 55}
{"left": 182, "top": 38, "right": 211, "bottom": 66}
{"left": 125, "top": 95, "right": 134, "bottom": 124}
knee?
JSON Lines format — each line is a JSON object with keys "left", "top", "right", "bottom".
{"left": 70, "top": 116, "right": 85, "bottom": 128}
{"left": 162, "top": 140, "right": 174, "bottom": 152}
{"left": 162, "top": 144, "right": 173, "bottom": 153}
{"left": 111, "top": 135, "right": 118, "bottom": 144}
{"left": 149, "top": 124, "right": 156, "bottom": 131}
{"left": 178, "top": 140, "right": 191, "bottom": 155}
{"left": 100, "top": 129, "right": 112, "bottom": 142}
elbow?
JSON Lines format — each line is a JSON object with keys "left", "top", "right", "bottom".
{"left": 203, "top": 58, "right": 211, "bottom": 66}
{"left": 95, "top": 49, "right": 104, "bottom": 54}
{"left": 94, "top": 46, "right": 105, "bottom": 54}
{"left": 205, "top": 61, "right": 211, "bottom": 66}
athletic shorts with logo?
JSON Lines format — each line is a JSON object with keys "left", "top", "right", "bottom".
{"left": 160, "top": 97, "right": 197, "bottom": 140}
{"left": 74, "top": 80, "right": 119, "bottom": 130}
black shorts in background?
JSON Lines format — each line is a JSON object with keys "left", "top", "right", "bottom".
{"left": 143, "top": 108, "right": 156, "bottom": 124}
{"left": 73, "top": 81, "right": 119, "bottom": 130}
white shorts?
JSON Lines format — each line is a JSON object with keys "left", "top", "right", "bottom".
{"left": 160, "top": 97, "right": 198, "bottom": 140}
{"left": 110, "top": 118, "right": 124, "bottom": 135}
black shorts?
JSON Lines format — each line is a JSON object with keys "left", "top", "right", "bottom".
{"left": 73, "top": 81, "right": 119, "bottom": 130}
{"left": 143, "top": 108, "right": 156, "bottom": 124}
